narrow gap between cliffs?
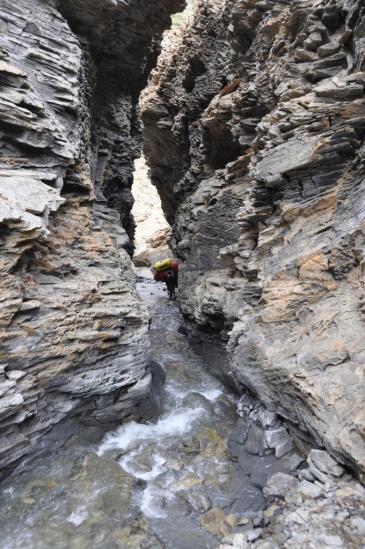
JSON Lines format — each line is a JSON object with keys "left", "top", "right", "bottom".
{"left": 130, "top": 2, "right": 194, "bottom": 271}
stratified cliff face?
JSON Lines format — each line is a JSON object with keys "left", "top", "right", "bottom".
{"left": 0, "top": 0, "right": 183, "bottom": 476}
{"left": 142, "top": 0, "right": 365, "bottom": 478}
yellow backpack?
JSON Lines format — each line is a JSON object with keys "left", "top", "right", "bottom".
{"left": 153, "top": 258, "right": 175, "bottom": 272}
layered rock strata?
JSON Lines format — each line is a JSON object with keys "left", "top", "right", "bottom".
{"left": 142, "top": 0, "right": 365, "bottom": 479}
{"left": 0, "top": 0, "right": 183, "bottom": 477}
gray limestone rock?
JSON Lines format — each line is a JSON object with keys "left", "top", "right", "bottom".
{"left": 245, "top": 424, "right": 266, "bottom": 456}
{"left": 308, "top": 450, "right": 345, "bottom": 479}
{"left": 0, "top": 0, "right": 183, "bottom": 477}
{"left": 275, "top": 438, "right": 294, "bottom": 459}
{"left": 298, "top": 479, "right": 324, "bottom": 499}
{"left": 247, "top": 528, "right": 263, "bottom": 542}
{"left": 317, "top": 42, "right": 341, "bottom": 57}
{"left": 315, "top": 533, "right": 343, "bottom": 547}
{"left": 142, "top": 0, "right": 365, "bottom": 481}
{"left": 350, "top": 516, "right": 365, "bottom": 536}
{"left": 265, "top": 428, "right": 291, "bottom": 450}
{"left": 256, "top": 409, "right": 278, "bottom": 429}
{"left": 295, "top": 48, "right": 318, "bottom": 62}
{"left": 314, "top": 81, "right": 364, "bottom": 100}
{"left": 303, "top": 31, "right": 325, "bottom": 51}
{"left": 264, "top": 473, "right": 299, "bottom": 498}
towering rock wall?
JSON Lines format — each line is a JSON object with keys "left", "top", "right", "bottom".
{"left": 142, "top": 0, "right": 365, "bottom": 479}
{"left": 0, "top": 0, "right": 183, "bottom": 477}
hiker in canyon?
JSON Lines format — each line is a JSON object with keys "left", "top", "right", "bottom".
{"left": 152, "top": 258, "right": 179, "bottom": 300}
{"left": 164, "top": 268, "right": 178, "bottom": 300}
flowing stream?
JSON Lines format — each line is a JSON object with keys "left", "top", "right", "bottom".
{"left": 0, "top": 275, "right": 265, "bottom": 549}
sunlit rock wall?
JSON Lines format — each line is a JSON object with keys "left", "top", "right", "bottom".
{"left": 142, "top": 0, "right": 365, "bottom": 479}
{"left": 132, "top": 156, "right": 171, "bottom": 267}
{"left": 0, "top": 0, "right": 184, "bottom": 477}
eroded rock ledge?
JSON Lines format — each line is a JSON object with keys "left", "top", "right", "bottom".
{"left": 0, "top": 0, "right": 183, "bottom": 477}
{"left": 141, "top": 0, "right": 365, "bottom": 479}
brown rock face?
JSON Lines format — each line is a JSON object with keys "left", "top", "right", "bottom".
{"left": 142, "top": 0, "right": 365, "bottom": 478}
{"left": 0, "top": 0, "right": 184, "bottom": 476}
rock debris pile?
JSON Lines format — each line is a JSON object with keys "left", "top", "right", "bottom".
{"left": 220, "top": 448, "right": 365, "bottom": 549}
{"left": 221, "top": 393, "right": 365, "bottom": 547}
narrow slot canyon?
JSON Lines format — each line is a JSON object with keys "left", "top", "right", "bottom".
{"left": 132, "top": 156, "right": 172, "bottom": 270}
{"left": 1, "top": 1, "right": 365, "bottom": 548}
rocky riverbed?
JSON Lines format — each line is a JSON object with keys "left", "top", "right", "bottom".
{"left": 0, "top": 276, "right": 262, "bottom": 548}
{"left": 0, "top": 275, "right": 365, "bottom": 548}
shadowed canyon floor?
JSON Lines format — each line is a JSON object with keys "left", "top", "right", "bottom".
{"left": 0, "top": 277, "right": 266, "bottom": 549}
{"left": 1, "top": 279, "right": 365, "bottom": 548}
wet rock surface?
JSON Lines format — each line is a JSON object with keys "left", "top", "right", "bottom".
{"left": 0, "top": 0, "right": 183, "bottom": 477}
{"left": 142, "top": 0, "right": 365, "bottom": 479}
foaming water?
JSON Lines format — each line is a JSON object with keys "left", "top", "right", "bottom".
{"left": 98, "top": 407, "right": 206, "bottom": 456}
{"left": 164, "top": 380, "right": 189, "bottom": 400}
{"left": 119, "top": 452, "right": 167, "bottom": 481}
{"left": 166, "top": 381, "right": 223, "bottom": 403}
{"left": 67, "top": 508, "right": 88, "bottom": 526}
{"left": 141, "top": 484, "right": 172, "bottom": 519}
{"left": 199, "top": 387, "right": 223, "bottom": 401}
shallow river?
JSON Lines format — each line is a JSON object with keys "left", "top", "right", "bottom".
{"left": 0, "top": 276, "right": 264, "bottom": 549}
